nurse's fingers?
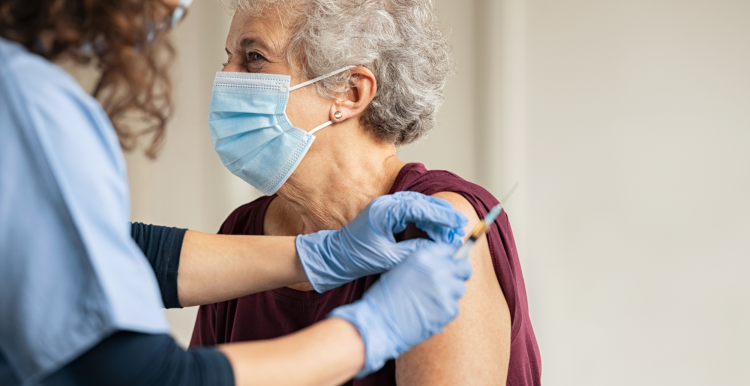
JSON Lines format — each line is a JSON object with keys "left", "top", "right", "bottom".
{"left": 386, "top": 196, "right": 468, "bottom": 236}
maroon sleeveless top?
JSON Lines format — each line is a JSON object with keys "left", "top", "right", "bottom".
{"left": 191, "top": 163, "right": 541, "bottom": 385}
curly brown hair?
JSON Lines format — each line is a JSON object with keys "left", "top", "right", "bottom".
{"left": 0, "top": 0, "right": 177, "bottom": 158}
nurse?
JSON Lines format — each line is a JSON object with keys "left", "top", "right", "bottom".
{"left": 0, "top": 1, "right": 472, "bottom": 385}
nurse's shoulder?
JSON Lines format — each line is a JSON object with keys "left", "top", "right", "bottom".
{"left": 0, "top": 37, "right": 122, "bottom": 165}
{"left": 0, "top": 37, "right": 169, "bottom": 384}
{"left": 0, "top": 37, "right": 100, "bottom": 105}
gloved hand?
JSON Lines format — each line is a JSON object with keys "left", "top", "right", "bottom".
{"left": 329, "top": 242, "right": 473, "bottom": 378}
{"left": 296, "top": 191, "right": 467, "bottom": 292}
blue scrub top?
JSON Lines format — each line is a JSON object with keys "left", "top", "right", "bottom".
{"left": 0, "top": 37, "right": 169, "bottom": 384}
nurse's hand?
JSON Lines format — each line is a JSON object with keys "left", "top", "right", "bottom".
{"left": 328, "top": 242, "right": 473, "bottom": 378}
{"left": 295, "top": 191, "right": 467, "bottom": 292}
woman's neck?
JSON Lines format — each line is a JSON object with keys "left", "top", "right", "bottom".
{"left": 273, "top": 125, "right": 406, "bottom": 235}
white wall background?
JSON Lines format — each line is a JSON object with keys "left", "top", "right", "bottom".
{"left": 525, "top": 1, "right": 750, "bottom": 385}
{"left": 123, "top": 1, "right": 750, "bottom": 384}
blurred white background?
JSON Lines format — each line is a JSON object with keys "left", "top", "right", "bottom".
{"left": 123, "top": 0, "right": 750, "bottom": 384}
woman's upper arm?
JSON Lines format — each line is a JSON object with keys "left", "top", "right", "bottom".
{"left": 395, "top": 192, "right": 511, "bottom": 386}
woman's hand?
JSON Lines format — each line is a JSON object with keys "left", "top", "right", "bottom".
{"left": 295, "top": 191, "right": 467, "bottom": 292}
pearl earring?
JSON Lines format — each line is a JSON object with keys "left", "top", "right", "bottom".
{"left": 334, "top": 111, "right": 343, "bottom": 119}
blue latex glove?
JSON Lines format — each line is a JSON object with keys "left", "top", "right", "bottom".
{"left": 296, "top": 191, "right": 467, "bottom": 292}
{"left": 329, "top": 242, "right": 473, "bottom": 378}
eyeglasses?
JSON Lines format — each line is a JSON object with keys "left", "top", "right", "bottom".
{"left": 167, "top": 0, "right": 193, "bottom": 28}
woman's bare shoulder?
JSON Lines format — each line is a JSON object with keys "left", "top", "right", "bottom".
{"left": 394, "top": 191, "right": 512, "bottom": 386}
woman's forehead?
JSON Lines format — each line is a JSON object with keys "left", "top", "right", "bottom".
{"left": 226, "top": 9, "right": 289, "bottom": 55}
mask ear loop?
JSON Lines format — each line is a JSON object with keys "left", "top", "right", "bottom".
{"left": 293, "top": 65, "right": 356, "bottom": 137}
{"left": 289, "top": 65, "right": 357, "bottom": 91}
{"left": 307, "top": 121, "right": 334, "bottom": 136}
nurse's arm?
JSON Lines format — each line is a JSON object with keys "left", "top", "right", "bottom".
{"left": 219, "top": 317, "right": 365, "bottom": 386}
{"left": 178, "top": 230, "right": 307, "bottom": 307}
{"left": 130, "top": 223, "right": 307, "bottom": 308}
{"left": 46, "top": 318, "right": 366, "bottom": 386}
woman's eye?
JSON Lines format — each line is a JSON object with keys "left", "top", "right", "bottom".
{"left": 247, "top": 52, "right": 265, "bottom": 63}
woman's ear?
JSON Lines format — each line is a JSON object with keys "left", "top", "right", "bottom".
{"left": 329, "top": 66, "right": 377, "bottom": 123}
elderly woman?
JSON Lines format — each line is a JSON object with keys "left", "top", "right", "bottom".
{"left": 192, "top": 0, "right": 541, "bottom": 385}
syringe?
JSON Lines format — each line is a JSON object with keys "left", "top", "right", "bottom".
{"left": 451, "top": 181, "right": 518, "bottom": 260}
{"left": 452, "top": 204, "right": 502, "bottom": 260}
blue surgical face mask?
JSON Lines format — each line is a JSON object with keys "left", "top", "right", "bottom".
{"left": 208, "top": 66, "right": 354, "bottom": 195}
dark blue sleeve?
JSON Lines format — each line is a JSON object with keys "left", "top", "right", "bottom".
{"left": 130, "top": 223, "right": 187, "bottom": 309}
{"left": 43, "top": 332, "right": 234, "bottom": 386}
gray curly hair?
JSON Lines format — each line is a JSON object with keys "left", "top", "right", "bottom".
{"left": 221, "top": 0, "right": 455, "bottom": 145}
